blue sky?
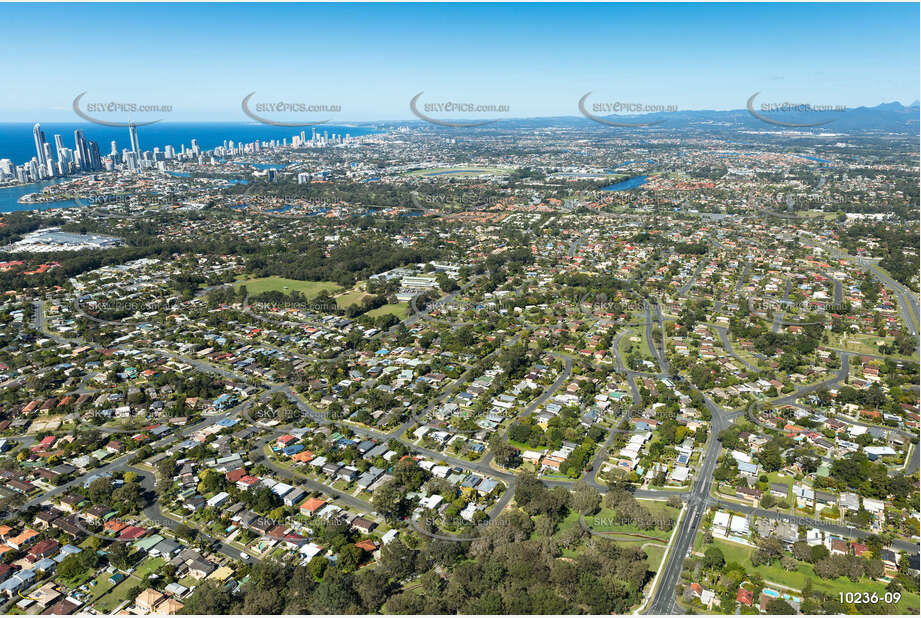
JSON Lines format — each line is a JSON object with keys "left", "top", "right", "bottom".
{"left": 1, "top": 2, "right": 918, "bottom": 122}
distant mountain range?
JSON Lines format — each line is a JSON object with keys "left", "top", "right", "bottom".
{"left": 389, "top": 101, "right": 920, "bottom": 133}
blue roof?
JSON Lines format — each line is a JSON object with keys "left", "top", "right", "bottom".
{"left": 54, "top": 545, "right": 82, "bottom": 562}
{"left": 83, "top": 472, "right": 112, "bottom": 488}
{"left": 460, "top": 475, "right": 481, "bottom": 488}
{"left": 738, "top": 461, "right": 758, "bottom": 474}
{"left": 33, "top": 558, "right": 57, "bottom": 571}
{"left": 478, "top": 479, "right": 498, "bottom": 492}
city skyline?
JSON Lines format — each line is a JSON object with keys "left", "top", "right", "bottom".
{"left": 2, "top": 118, "right": 360, "bottom": 184}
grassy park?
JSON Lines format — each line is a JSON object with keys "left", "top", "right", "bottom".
{"left": 234, "top": 276, "right": 343, "bottom": 298}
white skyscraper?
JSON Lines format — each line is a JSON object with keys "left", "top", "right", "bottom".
{"left": 33, "top": 123, "right": 48, "bottom": 176}
{"left": 129, "top": 122, "right": 140, "bottom": 154}
{"left": 53, "top": 134, "right": 64, "bottom": 163}
{"left": 43, "top": 143, "right": 55, "bottom": 176}
{"left": 74, "top": 129, "right": 90, "bottom": 172}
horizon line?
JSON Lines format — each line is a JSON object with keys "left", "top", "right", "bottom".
{"left": 5, "top": 100, "right": 920, "bottom": 129}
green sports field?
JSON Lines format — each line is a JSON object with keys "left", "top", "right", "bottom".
{"left": 234, "top": 276, "right": 343, "bottom": 298}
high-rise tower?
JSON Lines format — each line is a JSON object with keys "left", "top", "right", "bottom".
{"left": 129, "top": 122, "right": 140, "bottom": 154}
{"left": 33, "top": 123, "right": 48, "bottom": 172}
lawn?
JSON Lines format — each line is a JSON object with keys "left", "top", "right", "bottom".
{"left": 234, "top": 276, "right": 343, "bottom": 299}
{"left": 580, "top": 501, "right": 679, "bottom": 542}
{"left": 617, "top": 328, "right": 637, "bottom": 362}
{"left": 178, "top": 576, "right": 199, "bottom": 588}
{"left": 335, "top": 288, "right": 372, "bottom": 309}
{"left": 709, "top": 539, "right": 920, "bottom": 613}
{"left": 366, "top": 302, "right": 409, "bottom": 319}
{"left": 87, "top": 572, "right": 118, "bottom": 602}
{"left": 133, "top": 556, "right": 165, "bottom": 579}
{"left": 828, "top": 333, "right": 890, "bottom": 355}
{"left": 618, "top": 328, "right": 656, "bottom": 369}
{"left": 731, "top": 345, "right": 767, "bottom": 370}
{"left": 827, "top": 333, "right": 918, "bottom": 361}
{"left": 693, "top": 529, "right": 706, "bottom": 554}
{"left": 643, "top": 543, "right": 667, "bottom": 570}
{"left": 552, "top": 510, "right": 673, "bottom": 553}
{"left": 93, "top": 577, "right": 139, "bottom": 613}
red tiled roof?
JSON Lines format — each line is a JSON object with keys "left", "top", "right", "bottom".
{"left": 299, "top": 498, "right": 325, "bottom": 513}
{"left": 355, "top": 539, "right": 378, "bottom": 552}
{"left": 118, "top": 525, "right": 147, "bottom": 540}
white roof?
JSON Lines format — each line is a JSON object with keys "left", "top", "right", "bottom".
{"left": 669, "top": 466, "right": 689, "bottom": 482}
{"left": 422, "top": 495, "right": 443, "bottom": 509}
{"left": 729, "top": 515, "right": 749, "bottom": 534}
{"left": 730, "top": 450, "right": 752, "bottom": 464}
{"left": 206, "top": 491, "right": 229, "bottom": 507}
{"left": 299, "top": 542, "right": 324, "bottom": 558}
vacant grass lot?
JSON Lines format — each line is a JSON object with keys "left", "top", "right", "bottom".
{"left": 92, "top": 577, "right": 138, "bottom": 613}
{"left": 335, "top": 288, "right": 372, "bottom": 309}
{"left": 366, "top": 302, "right": 409, "bottom": 319}
{"left": 557, "top": 500, "right": 679, "bottom": 543}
